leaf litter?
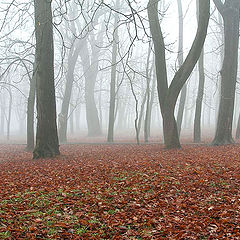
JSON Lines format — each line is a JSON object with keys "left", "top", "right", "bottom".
{"left": 0, "top": 144, "right": 240, "bottom": 239}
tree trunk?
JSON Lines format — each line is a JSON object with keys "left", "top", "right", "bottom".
{"left": 7, "top": 84, "right": 12, "bottom": 141}
{"left": 80, "top": 35, "right": 102, "bottom": 137}
{"left": 0, "top": 95, "right": 5, "bottom": 136}
{"left": 33, "top": 0, "right": 60, "bottom": 159}
{"left": 144, "top": 43, "right": 153, "bottom": 143}
{"left": 163, "top": 108, "right": 181, "bottom": 148}
{"left": 235, "top": 111, "right": 240, "bottom": 139}
{"left": 58, "top": 42, "right": 81, "bottom": 143}
{"left": 146, "top": 66, "right": 157, "bottom": 137}
{"left": 107, "top": 12, "right": 119, "bottom": 142}
{"left": 212, "top": 0, "right": 240, "bottom": 145}
{"left": 75, "top": 103, "right": 81, "bottom": 133}
{"left": 194, "top": 0, "right": 205, "bottom": 143}
{"left": 148, "top": 0, "right": 210, "bottom": 149}
{"left": 26, "top": 63, "right": 36, "bottom": 151}
{"left": 176, "top": 0, "right": 186, "bottom": 136}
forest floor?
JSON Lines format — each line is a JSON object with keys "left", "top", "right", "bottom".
{"left": 0, "top": 143, "right": 240, "bottom": 239}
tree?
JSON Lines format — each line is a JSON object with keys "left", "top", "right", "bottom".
{"left": 79, "top": 24, "right": 104, "bottom": 137}
{"left": 176, "top": 0, "right": 187, "bottom": 136}
{"left": 33, "top": 0, "right": 60, "bottom": 159}
{"left": 58, "top": 39, "right": 81, "bottom": 143}
{"left": 26, "top": 63, "right": 36, "bottom": 151}
{"left": 147, "top": 0, "right": 210, "bottom": 149}
{"left": 107, "top": 3, "right": 119, "bottom": 143}
{"left": 212, "top": 0, "right": 240, "bottom": 145}
{"left": 193, "top": 0, "right": 206, "bottom": 143}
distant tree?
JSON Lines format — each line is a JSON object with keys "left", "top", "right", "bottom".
{"left": 33, "top": 0, "right": 60, "bottom": 158}
{"left": 58, "top": 11, "right": 82, "bottom": 143}
{"left": 212, "top": 0, "right": 240, "bottom": 145}
{"left": 147, "top": 0, "right": 210, "bottom": 148}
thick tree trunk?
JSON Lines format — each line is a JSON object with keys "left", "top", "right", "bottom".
{"left": 163, "top": 108, "right": 181, "bottom": 148}
{"left": 33, "top": 0, "right": 60, "bottom": 159}
{"left": 26, "top": 63, "right": 36, "bottom": 151}
{"left": 212, "top": 1, "right": 240, "bottom": 145}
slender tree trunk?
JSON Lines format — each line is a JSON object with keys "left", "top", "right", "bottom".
{"left": 117, "top": 85, "right": 128, "bottom": 130}
{"left": 69, "top": 103, "right": 74, "bottom": 135}
{"left": 194, "top": 50, "right": 205, "bottom": 143}
{"left": 0, "top": 95, "right": 5, "bottom": 136}
{"left": 146, "top": 66, "right": 157, "bottom": 137}
{"left": 176, "top": 0, "right": 186, "bottom": 136}
{"left": 33, "top": 0, "right": 60, "bottom": 159}
{"left": 98, "top": 79, "right": 103, "bottom": 130}
{"left": 107, "top": 12, "right": 119, "bottom": 142}
{"left": 26, "top": 63, "right": 36, "bottom": 151}
{"left": 215, "top": 12, "right": 224, "bottom": 127}
{"left": 75, "top": 103, "right": 81, "bottom": 132}
{"left": 58, "top": 42, "right": 81, "bottom": 143}
{"left": 193, "top": 0, "right": 205, "bottom": 143}
{"left": 137, "top": 90, "right": 147, "bottom": 137}
{"left": 212, "top": 0, "right": 240, "bottom": 145}
{"left": 7, "top": 85, "right": 12, "bottom": 141}
{"left": 144, "top": 43, "right": 153, "bottom": 143}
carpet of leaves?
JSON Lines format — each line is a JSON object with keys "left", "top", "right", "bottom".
{"left": 0, "top": 144, "right": 240, "bottom": 239}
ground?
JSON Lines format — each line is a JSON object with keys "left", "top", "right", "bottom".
{"left": 0, "top": 143, "right": 240, "bottom": 239}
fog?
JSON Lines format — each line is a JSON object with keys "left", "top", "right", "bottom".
{"left": 0, "top": 0, "right": 238, "bottom": 145}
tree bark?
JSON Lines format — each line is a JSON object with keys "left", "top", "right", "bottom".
{"left": 0, "top": 95, "right": 5, "bottom": 136}
{"left": 7, "top": 84, "right": 12, "bottom": 141}
{"left": 212, "top": 0, "right": 240, "bottom": 145}
{"left": 176, "top": 0, "right": 186, "bottom": 136}
{"left": 33, "top": 0, "right": 60, "bottom": 159}
{"left": 194, "top": 0, "right": 205, "bottom": 143}
{"left": 58, "top": 41, "right": 81, "bottom": 143}
{"left": 107, "top": 11, "right": 119, "bottom": 143}
{"left": 80, "top": 32, "right": 103, "bottom": 137}
{"left": 148, "top": 0, "right": 210, "bottom": 149}
{"left": 144, "top": 43, "right": 153, "bottom": 143}
{"left": 235, "top": 111, "right": 240, "bottom": 139}
{"left": 26, "top": 63, "right": 36, "bottom": 151}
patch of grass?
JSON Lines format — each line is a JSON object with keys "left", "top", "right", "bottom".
{"left": 0, "top": 231, "right": 11, "bottom": 239}
{"left": 75, "top": 226, "right": 88, "bottom": 236}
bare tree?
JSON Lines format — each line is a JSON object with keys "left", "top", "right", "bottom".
{"left": 176, "top": 0, "right": 187, "bottom": 136}
{"left": 33, "top": 0, "right": 60, "bottom": 158}
{"left": 212, "top": 0, "right": 240, "bottom": 145}
{"left": 148, "top": 0, "right": 210, "bottom": 148}
{"left": 193, "top": 0, "right": 206, "bottom": 143}
{"left": 107, "top": 1, "right": 119, "bottom": 143}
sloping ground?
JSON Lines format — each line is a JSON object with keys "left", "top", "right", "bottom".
{"left": 0, "top": 144, "right": 240, "bottom": 239}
